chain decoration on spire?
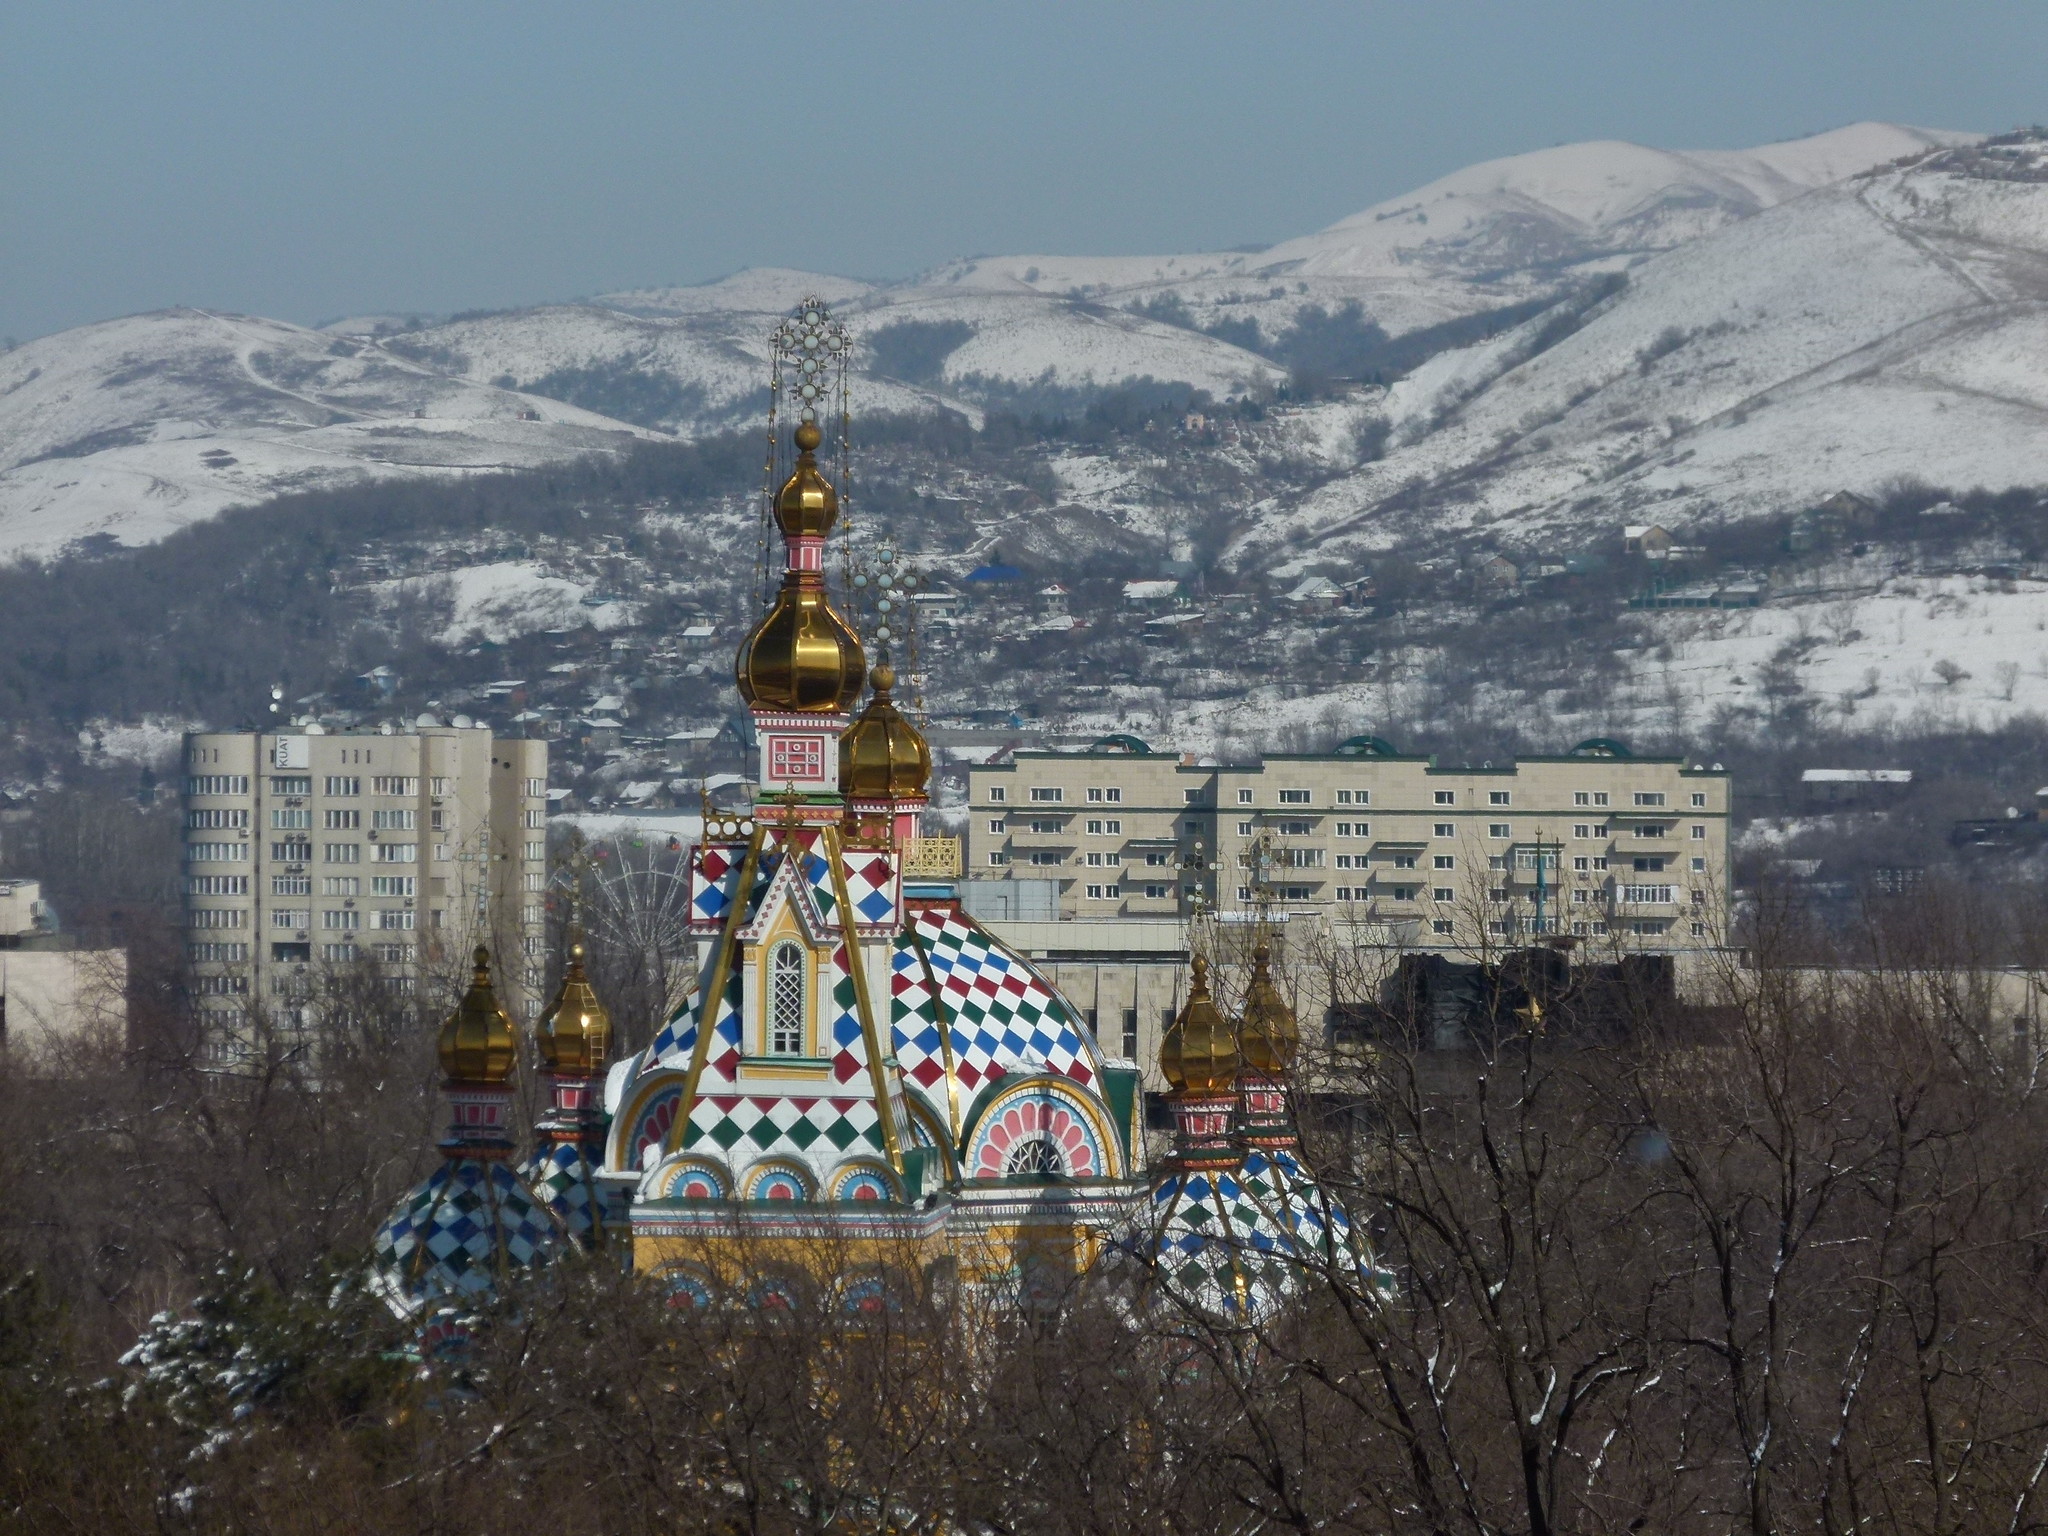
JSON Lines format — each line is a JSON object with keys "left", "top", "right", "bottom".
{"left": 848, "top": 544, "right": 928, "bottom": 722}
{"left": 760, "top": 298, "right": 854, "bottom": 610}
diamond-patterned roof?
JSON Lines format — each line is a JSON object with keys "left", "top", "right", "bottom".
{"left": 371, "top": 1158, "right": 563, "bottom": 1315}
{"left": 1140, "top": 1146, "right": 1364, "bottom": 1319}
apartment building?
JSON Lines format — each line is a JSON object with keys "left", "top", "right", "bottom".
{"left": 966, "top": 736, "right": 1731, "bottom": 952}
{"left": 182, "top": 726, "right": 548, "bottom": 1057}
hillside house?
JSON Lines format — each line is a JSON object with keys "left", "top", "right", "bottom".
{"left": 1625, "top": 524, "right": 1676, "bottom": 559}
{"left": 1285, "top": 575, "right": 1344, "bottom": 609}
{"left": 1038, "top": 583, "right": 1070, "bottom": 617}
{"left": 1473, "top": 554, "right": 1520, "bottom": 590}
{"left": 679, "top": 623, "right": 717, "bottom": 649}
{"left": 1121, "top": 578, "right": 1185, "bottom": 607}
{"left": 1802, "top": 768, "right": 1912, "bottom": 808}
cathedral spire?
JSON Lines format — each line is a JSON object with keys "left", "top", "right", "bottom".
{"left": 1160, "top": 954, "right": 1240, "bottom": 1167}
{"left": 524, "top": 929, "right": 616, "bottom": 1248}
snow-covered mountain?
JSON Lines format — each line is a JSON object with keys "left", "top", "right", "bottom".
{"left": 1256, "top": 131, "right": 2048, "bottom": 567}
{"left": 0, "top": 121, "right": 1996, "bottom": 559}
{"left": 0, "top": 308, "right": 660, "bottom": 555}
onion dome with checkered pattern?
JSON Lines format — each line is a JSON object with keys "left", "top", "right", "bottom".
{"left": 840, "top": 665, "right": 930, "bottom": 800}
{"left": 1140, "top": 1141, "right": 1369, "bottom": 1321}
{"left": 439, "top": 946, "right": 516, "bottom": 1083}
{"left": 1160, "top": 955, "right": 1237, "bottom": 1095}
{"left": 536, "top": 942, "right": 611, "bottom": 1078}
{"left": 1237, "top": 941, "right": 1298, "bottom": 1075}
{"left": 370, "top": 1157, "right": 564, "bottom": 1316}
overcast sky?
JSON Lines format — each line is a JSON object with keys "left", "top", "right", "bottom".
{"left": 4, "top": 1, "right": 2043, "bottom": 342}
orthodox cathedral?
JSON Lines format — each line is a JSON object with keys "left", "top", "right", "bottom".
{"left": 371, "top": 300, "right": 1362, "bottom": 1321}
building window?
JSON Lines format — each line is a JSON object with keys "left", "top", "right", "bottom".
{"left": 1336, "top": 789, "right": 1368, "bottom": 805}
{"left": 324, "top": 809, "right": 360, "bottom": 830}
{"left": 987, "top": 852, "right": 1008, "bottom": 867}
{"left": 1691, "top": 792, "right": 1707, "bottom": 808}
{"left": 373, "top": 875, "right": 414, "bottom": 896}
{"left": 267, "top": 840, "right": 310, "bottom": 862}
{"left": 374, "top": 843, "right": 417, "bottom": 863}
{"left": 1104, "top": 819, "right": 1121, "bottom": 834}
{"left": 1691, "top": 857, "right": 1706, "bottom": 873}
{"left": 988, "top": 819, "right": 1006, "bottom": 834}
{"left": 1432, "top": 919, "right": 1454, "bottom": 936}
{"left": 524, "top": 841, "right": 544, "bottom": 861}
{"left": 1334, "top": 886, "right": 1355, "bottom": 900}
{"left": 1184, "top": 789, "right": 1201, "bottom": 804}
{"left": 1183, "top": 819, "right": 1200, "bottom": 833}
{"left": 1489, "top": 791, "right": 1511, "bottom": 806}
{"left": 768, "top": 943, "right": 805, "bottom": 1055}
{"left": 1634, "top": 824, "right": 1667, "bottom": 839}
{"left": 1634, "top": 857, "right": 1666, "bottom": 872}
{"left": 1144, "top": 884, "right": 1168, "bottom": 899}
{"left": 1634, "top": 792, "right": 1666, "bottom": 807}
{"left": 1145, "top": 853, "right": 1170, "bottom": 866}
{"left": 373, "top": 776, "right": 420, "bottom": 796}
{"left": 375, "top": 809, "right": 417, "bottom": 830}
{"left": 1433, "top": 791, "right": 1455, "bottom": 806}
{"left": 1334, "top": 854, "right": 1357, "bottom": 869}
{"left": 1121, "top": 1008, "right": 1138, "bottom": 1058}
{"left": 273, "top": 875, "right": 312, "bottom": 896}
{"left": 1433, "top": 887, "right": 1454, "bottom": 903}
{"left": 1488, "top": 823, "right": 1511, "bottom": 839}
{"left": 1102, "top": 787, "right": 1122, "bottom": 804}
{"left": 322, "top": 876, "right": 359, "bottom": 895}
{"left": 1392, "top": 854, "right": 1417, "bottom": 870}
{"left": 1278, "top": 789, "right": 1311, "bottom": 805}
{"left": 1691, "top": 921, "right": 1708, "bottom": 937}
{"left": 1238, "top": 821, "right": 1254, "bottom": 836}
{"left": 324, "top": 776, "right": 361, "bottom": 797}
{"left": 1690, "top": 824, "right": 1706, "bottom": 840}
{"left": 1237, "top": 886, "right": 1252, "bottom": 901}
{"left": 268, "top": 776, "right": 310, "bottom": 795}
{"left": 1283, "top": 885, "right": 1311, "bottom": 900}
{"left": 1029, "top": 787, "right": 1062, "bottom": 802}
{"left": 1433, "top": 855, "right": 1454, "bottom": 870}
{"left": 1593, "top": 857, "right": 1609, "bottom": 872}
{"left": 1572, "top": 856, "right": 1589, "bottom": 873}
{"left": 1029, "top": 852, "right": 1060, "bottom": 866}
{"left": 322, "top": 909, "right": 360, "bottom": 930}
{"left": 1085, "top": 884, "right": 1106, "bottom": 899}
{"left": 323, "top": 843, "right": 359, "bottom": 864}
{"left": 1433, "top": 822, "right": 1455, "bottom": 838}
{"left": 1086, "top": 820, "right": 1102, "bottom": 835}
{"left": 186, "top": 809, "right": 249, "bottom": 830}
{"left": 1087, "top": 788, "right": 1103, "bottom": 803}
{"left": 1237, "top": 789, "right": 1254, "bottom": 805}
{"left": 376, "top": 909, "right": 416, "bottom": 931}
{"left": 320, "top": 942, "right": 358, "bottom": 962}
{"left": 269, "top": 809, "right": 310, "bottom": 830}
{"left": 987, "top": 787, "right": 1006, "bottom": 803}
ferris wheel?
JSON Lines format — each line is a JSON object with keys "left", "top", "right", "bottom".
{"left": 547, "top": 828, "right": 699, "bottom": 1053}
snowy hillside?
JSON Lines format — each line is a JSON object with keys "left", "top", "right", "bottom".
{"left": 0, "top": 121, "right": 1988, "bottom": 559}
{"left": 0, "top": 308, "right": 656, "bottom": 556}
{"left": 1257, "top": 132, "right": 2048, "bottom": 569}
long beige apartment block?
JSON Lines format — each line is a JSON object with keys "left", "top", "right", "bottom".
{"left": 965, "top": 736, "right": 1730, "bottom": 954}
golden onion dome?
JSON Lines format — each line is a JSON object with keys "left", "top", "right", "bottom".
{"left": 1160, "top": 955, "right": 1239, "bottom": 1095}
{"left": 536, "top": 941, "right": 612, "bottom": 1078}
{"left": 774, "top": 420, "right": 839, "bottom": 537}
{"left": 840, "top": 664, "right": 931, "bottom": 799}
{"left": 439, "top": 946, "right": 516, "bottom": 1084}
{"left": 1238, "top": 940, "right": 1298, "bottom": 1074}
{"left": 734, "top": 581, "right": 866, "bottom": 713}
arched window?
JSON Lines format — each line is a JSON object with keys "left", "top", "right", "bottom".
{"left": 768, "top": 942, "right": 806, "bottom": 1055}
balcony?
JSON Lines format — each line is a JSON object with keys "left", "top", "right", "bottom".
{"left": 903, "top": 837, "right": 961, "bottom": 877}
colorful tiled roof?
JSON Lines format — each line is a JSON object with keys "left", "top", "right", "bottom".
{"left": 1141, "top": 1147, "right": 1363, "bottom": 1319}
{"left": 371, "top": 1159, "right": 563, "bottom": 1314}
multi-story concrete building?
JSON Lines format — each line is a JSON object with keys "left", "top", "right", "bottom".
{"left": 966, "top": 735, "right": 1731, "bottom": 952}
{"left": 182, "top": 726, "right": 547, "bottom": 1060}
